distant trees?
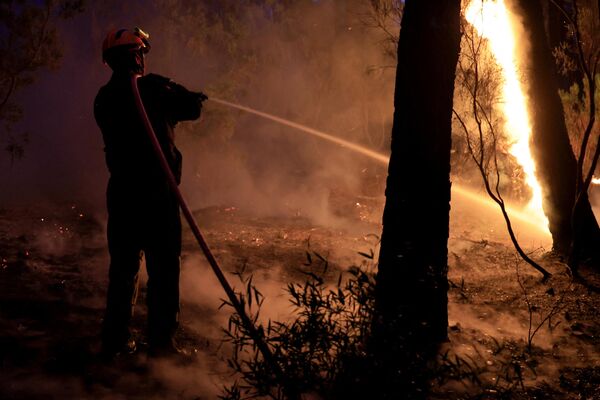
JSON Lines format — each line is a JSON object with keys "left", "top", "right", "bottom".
{"left": 373, "top": 0, "right": 461, "bottom": 395}
{"left": 363, "top": 0, "right": 403, "bottom": 61}
{"left": 0, "top": 0, "right": 83, "bottom": 161}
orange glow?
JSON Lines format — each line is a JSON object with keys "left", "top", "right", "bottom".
{"left": 465, "top": 0, "right": 549, "bottom": 231}
{"left": 211, "top": 98, "right": 551, "bottom": 231}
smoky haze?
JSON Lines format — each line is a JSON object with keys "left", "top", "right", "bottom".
{"left": 0, "top": 0, "right": 395, "bottom": 225}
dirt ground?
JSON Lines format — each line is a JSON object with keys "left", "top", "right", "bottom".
{"left": 1, "top": 186, "right": 599, "bottom": 399}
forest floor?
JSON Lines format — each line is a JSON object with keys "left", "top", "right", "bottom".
{"left": 1, "top": 185, "right": 599, "bottom": 399}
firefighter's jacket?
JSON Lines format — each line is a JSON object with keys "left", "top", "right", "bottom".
{"left": 94, "top": 72, "right": 202, "bottom": 185}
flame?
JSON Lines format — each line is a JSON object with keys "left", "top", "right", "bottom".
{"left": 593, "top": 177, "right": 600, "bottom": 185}
{"left": 465, "top": 0, "right": 549, "bottom": 230}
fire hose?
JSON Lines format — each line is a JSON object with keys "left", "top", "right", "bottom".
{"left": 130, "top": 74, "right": 287, "bottom": 392}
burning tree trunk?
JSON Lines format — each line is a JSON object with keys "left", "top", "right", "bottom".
{"left": 515, "top": 0, "right": 600, "bottom": 260}
{"left": 372, "top": 0, "right": 461, "bottom": 392}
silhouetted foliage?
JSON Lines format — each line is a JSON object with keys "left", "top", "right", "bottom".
{"left": 220, "top": 252, "right": 376, "bottom": 399}
{"left": 0, "top": 0, "right": 84, "bottom": 161}
{"left": 362, "top": 0, "right": 403, "bottom": 61}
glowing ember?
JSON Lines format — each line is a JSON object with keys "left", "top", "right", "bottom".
{"left": 465, "top": 0, "right": 549, "bottom": 230}
{"left": 593, "top": 177, "right": 600, "bottom": 185}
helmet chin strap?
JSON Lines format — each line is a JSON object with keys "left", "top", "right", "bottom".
{"left": 134, "top": 50, "right": 145, "bottom": 75}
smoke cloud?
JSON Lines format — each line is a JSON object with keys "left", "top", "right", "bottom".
{"left": 0, "top": 0, "right": 394, "bottom": 230}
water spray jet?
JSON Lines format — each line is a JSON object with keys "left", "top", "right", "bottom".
{"left": 208, "top": 98, "right": 390, "bottom": 164}
{"left": 208, "top": 98, "right": 551, "bottom": 235}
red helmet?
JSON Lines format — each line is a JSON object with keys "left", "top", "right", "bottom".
{"left": 102, "top": 27, "right": 150, "bottom": 63}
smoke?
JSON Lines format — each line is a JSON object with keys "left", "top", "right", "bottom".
{"left": 174, "top": 0, "right": 393, "bottom": 226}
{"left": 0, "top": 0, "right": 394, "bottom": 230}
{"left": 446, "top": 192, "right": 600, "bottom": 395}
{"left": 179, "top": 253, "right": 309, "bottom": 329}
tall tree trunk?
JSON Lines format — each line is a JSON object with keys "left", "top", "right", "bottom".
{"left": 373, "top": 0, "right": 460, "bottom": 359}
{"left": 515, "top": 0, "right": 600, "bottom": 259}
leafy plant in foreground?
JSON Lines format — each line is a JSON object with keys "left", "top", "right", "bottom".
{"left": 218, "top": 250, "right": 569, "bottom": 399}
{"left": 219, "top": 252, "right": 376, "bottom": 400}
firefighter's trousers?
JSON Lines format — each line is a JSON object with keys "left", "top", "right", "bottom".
{"left": 102, "top": 177, "right": 181, "bottom": 351}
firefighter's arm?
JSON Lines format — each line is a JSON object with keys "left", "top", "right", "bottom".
{"left": 147, "top": 73, "right": 206, "bottom": 122}
{"left": 166, "top": 81, "right": 207, "bottom": 122}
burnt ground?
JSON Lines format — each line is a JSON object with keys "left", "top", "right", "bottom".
{"left": 0, "top": 188, "right": 599, "bottom": 399}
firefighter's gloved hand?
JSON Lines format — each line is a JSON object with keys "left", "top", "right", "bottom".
{"left": 194, "top": 91, "right": 208, "bottom": 103}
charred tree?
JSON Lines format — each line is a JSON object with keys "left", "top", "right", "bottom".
{"left": 515, "top": 0, "right": 600, "bottom": 260}
{"left": 371, "top": 0, "right": 461, "bottom": 396}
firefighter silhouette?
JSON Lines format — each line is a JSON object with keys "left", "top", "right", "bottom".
{"left": 94, "top": 27, "right": 205, "bottom": 357}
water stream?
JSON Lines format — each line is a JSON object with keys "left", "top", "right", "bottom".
{"left": 208, "top": 98, "right": 550, "bottom": 234}
{"left": 209, "top": 98, "right": 390, "bottom": 164}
